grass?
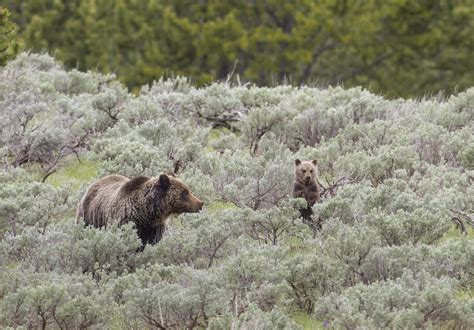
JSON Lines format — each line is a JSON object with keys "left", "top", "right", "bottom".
{"left": 46, "top": 156, "right": 100, "bottom": 189}
{"left": 205, "top": 127, "right": 237, "bottom": 152}
{"left": 206, "top": 200, "right": 238, "bottom": 213}
{"left": 291, "top": 312, "right": 325, "bottom": 330}
{"left": 438, "top": 225, "right": 474, "bottom": 245}
{"left": 209, "top": 127, "right": 233, "bottom": 141}
{"left": 457, "top": 287, "right": 474, "bottom": 300}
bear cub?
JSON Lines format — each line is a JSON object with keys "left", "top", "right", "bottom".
{"left": 292, "top": 159, "right": 320, "bottom": 221}
{"left": 76, "top": 173, "right": 203, "bottom": 246}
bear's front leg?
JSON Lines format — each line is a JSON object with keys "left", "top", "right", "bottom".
{"left": 154, "top": 224, "right": 166, "bottom": 244}
{"left": 136, "top": 225, "right": 164, "bottom": 246}
{"left": 293, "top": 182, "right": 305, "bottom": 198}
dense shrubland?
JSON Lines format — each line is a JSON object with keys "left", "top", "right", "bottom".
{"left": 1, "top": 54, "right": 473, "bottom": 329}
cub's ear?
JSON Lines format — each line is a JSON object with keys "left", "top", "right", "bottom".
{"left": 312, "top": 159, "right": 318, "bottom": 165}
{"left": 157, "top": 174, "right": 170, "bottom": 191}
{"left": 295, "top": 159, "right": 302, "bottom": 166}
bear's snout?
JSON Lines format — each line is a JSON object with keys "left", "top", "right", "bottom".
{"left": 193, "top": 200, "right": 204, "bottom": 212}
{"left": 188, "top": 194, "right": 204, "bottom": 212}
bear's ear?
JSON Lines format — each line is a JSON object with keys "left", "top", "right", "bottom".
{"left": 157, "top": 174, "right": 170, "bottom": 191}
{"left": 295, "top": 159, "right": 302, "bottom": 166}
{"left": 312, "top": 159, "right": 318, "bottom": 165}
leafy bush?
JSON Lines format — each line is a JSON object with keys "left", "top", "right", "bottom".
{"left": 314, "top": 271, "right": 473, "bottom": 328}
{"left": 0, "top": 53, "right": 473, "bottom": 328}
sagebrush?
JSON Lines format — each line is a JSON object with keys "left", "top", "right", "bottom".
{"left": 1, "top": 53, "right": 473, "bottom": 329}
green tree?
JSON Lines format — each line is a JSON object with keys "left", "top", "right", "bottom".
{"left": 4, "top": 0, "right": 474, "bottom": 97}
{"left": 0, "top": 6, "right": 20, "bottom": 65}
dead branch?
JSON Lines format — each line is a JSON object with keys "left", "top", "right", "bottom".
{"left": 449, "top": 209, "right": 474, "bottom": 235}
{"left": 195, "top": 111, "right": 241, "bottom": 132}
{"left": 318, "top": 176, "right": 357, "bottom": 199}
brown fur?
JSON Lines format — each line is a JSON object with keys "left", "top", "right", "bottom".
{"left": 292, "top": 159, "right": 320, "bottom": 221}
{"left": 76, "top": 174, "right": 203, "bottom": 245}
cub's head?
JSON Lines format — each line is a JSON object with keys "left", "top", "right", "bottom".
{"left": 295, "top": 159, "right": 318, "bottom": 185}
{"left": 154, "top": 174, "right": 204, "bottom": 215}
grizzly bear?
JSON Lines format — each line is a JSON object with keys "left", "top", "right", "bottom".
{"left": 76, "top": 173, "right": 203, "bottom": 245}
{"left": 292, "top": 159, "right": 320, "bottom": 221}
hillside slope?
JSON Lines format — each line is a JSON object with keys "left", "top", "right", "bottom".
{"left": 1, "top": 53, "right": 473, "bottom": 329}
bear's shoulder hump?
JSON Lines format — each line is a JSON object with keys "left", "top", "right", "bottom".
{"left": 120, "top": 176, "right": 150, "bottom": 194}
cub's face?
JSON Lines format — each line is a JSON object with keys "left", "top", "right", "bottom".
{"left": 155, "top": 174, "right": 204, "bottom": 214}
{"left": 295, "top": 159, "right": 317, "bottom": 185}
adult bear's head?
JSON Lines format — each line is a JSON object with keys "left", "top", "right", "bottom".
{"left": 154, "top": 174, "right": 204, "bottom": 214}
